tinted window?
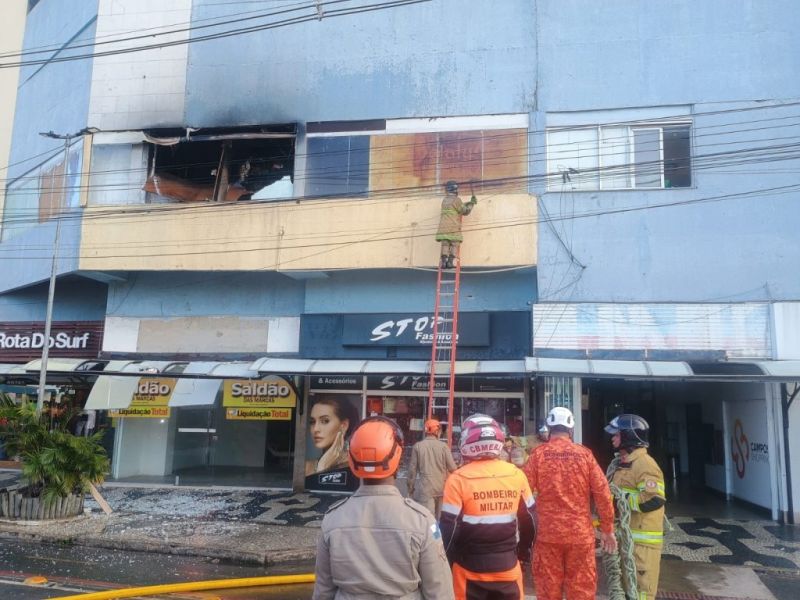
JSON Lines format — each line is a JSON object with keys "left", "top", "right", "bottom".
{"left": 306, "top": 136, "right": 369, "bottom": 197}
{"left": 663, "top": 125, "right": 692, "bottom": 188}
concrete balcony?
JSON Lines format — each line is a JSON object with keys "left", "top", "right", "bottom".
{"left": 79, "top": 193, "right": 537, "bottom": 273}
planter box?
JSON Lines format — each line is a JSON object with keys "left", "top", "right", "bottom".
{"left": 0, "top": 487, "right": 84, "bottom": 520}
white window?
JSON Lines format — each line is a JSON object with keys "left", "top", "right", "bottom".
{"left": 546, "top": 123, "right": 691, "bottom": 191}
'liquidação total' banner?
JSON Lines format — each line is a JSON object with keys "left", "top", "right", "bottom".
{"left": 226, "top": 407, "right": 293, "bottom": 421}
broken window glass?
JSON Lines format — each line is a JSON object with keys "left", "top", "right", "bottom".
{"left": 142, "top": 126, "right": 295, "bottom": 203}
{"left": 89, "top": 144, "right": 147, "bottom": 206}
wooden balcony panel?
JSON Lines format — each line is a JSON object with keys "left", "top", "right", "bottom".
{"left": 79, "top": 193, "right": 537, "bottom": 272}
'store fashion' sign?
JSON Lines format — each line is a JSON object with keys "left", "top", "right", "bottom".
{"left": 0, "top": 321, "right": 104, "bottom": 360}
{"left": 341, "top": 313, "right": 489, "bottom": 346}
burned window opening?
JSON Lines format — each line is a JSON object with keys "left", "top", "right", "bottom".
{"left": 142, "top": 126, "right": 295, "bottom": 203}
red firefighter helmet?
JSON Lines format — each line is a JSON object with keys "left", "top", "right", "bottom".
{"left": 459, "top": 413, "right": 505, "bottom": 460}
{"left": 348, "top": 416, "right": 404, "bottom": 479}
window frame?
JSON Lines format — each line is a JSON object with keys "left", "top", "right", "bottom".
{"left": 305, "top": 115, "right": 530, "bottom": 198}
{"left": 546, "top": 121, "right": 692, "bottom": 192}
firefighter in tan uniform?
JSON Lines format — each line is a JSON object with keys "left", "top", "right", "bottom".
{"left": 605, "top": 414, "right": 666, "bottom": 600}
{"left": 436, "top": 180, "right": 477, "bottom": 269}
{"left": 407, "top": 418, "right": 457, "bottom": 519}
{"left": 313, "top": 416, "right": 453, "bottom": 600}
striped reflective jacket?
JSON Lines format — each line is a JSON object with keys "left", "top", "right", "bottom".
{"left": 611, "top": 447, "right": 666, "bottom": 546}
{"left": 440, "top": 459, "right": 535, "bottom": 573}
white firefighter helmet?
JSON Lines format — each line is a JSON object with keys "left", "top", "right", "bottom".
{"left": 546, "top": 406, "right": 575, "bottom": 429}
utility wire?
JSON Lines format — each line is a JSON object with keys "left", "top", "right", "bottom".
{"left": 1, "top": 183, "right": 797, "bottom": 260}
{"left": 0, "top": 1, "right": 317, "bottom": 58}
{"left": 3, "top": 140, "right": 799, "bottom": 234}
{"left": 6, "top": 107, "right": 800, "bottom": 192}
{"left": 7, "top": 121, "right": 800, "bottom": 199}
{"left": 0, "top": 0, "right": 433, "bottom": 69}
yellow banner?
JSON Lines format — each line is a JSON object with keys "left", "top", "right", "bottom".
{"left": 110, "top": 406, "right": 171, "bottom": 418}
{"left": 131, "top": 378, "right": 176, "bottom": 406}
{"left": 225, "top": 407, "right": 293, "bottom": 421}
{"left": 223, "top": 376, "right": 297, "bottom": 408}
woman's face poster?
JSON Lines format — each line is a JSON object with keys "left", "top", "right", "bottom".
{"left": 305, "top": 393, "right": 361, "bottom": 492}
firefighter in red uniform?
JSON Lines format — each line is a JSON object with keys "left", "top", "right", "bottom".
{"left": 440, "top": 414, "right": 536, "bottom": 600}
{"left": 523, "top": 407, "right": 617, "bottom": 600}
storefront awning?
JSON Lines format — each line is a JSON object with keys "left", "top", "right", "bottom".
{"left": 524, "top": 357, "right": 693, "bottom": 379}
{"left": 84, "top": 361, "right": 173, "bottom": 410}
{"left": 524, "top": 357, "right": 800, "bottom": 382}
{"left": 248, "top": 358, "right": 528, "bottom": 375}
{"left": 169, "top": 362, "right": 258, "bottom": 407}
{"left": 1, "top": 359, "right": 109, "bottom": 385}
{"left": 750, "top": 360, "right": 800, "bottom": 379}
{"left": 0, "top": 363, "right": 28, "bottom": 377}
{"left": 21, "top": 358, "right": 108, "bottom": 373}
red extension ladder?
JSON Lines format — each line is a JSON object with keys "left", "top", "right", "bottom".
{"left": 427, "top": 246, "right": 462, "bottom": 446}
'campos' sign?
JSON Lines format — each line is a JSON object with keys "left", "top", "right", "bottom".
{"left": 728, "top": 400, "right": 772, "bottom": 509}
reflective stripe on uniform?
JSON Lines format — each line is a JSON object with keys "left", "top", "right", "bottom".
{"left": 462, "top": 514, "right": 517, "bottom": 525}
{"left": 441, "top": 502, "right": 461, "bottom": 516}
{"left": 525, "top": 496, "right": 535, "bottom": 508}
{"left": 631, "top": 529, "right": 663, "bottom": 545}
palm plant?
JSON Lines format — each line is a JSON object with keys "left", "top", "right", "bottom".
{"left": 0, "top": 396, "right": 109, "bottom": 507}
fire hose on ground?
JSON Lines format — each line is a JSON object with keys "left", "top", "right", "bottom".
{"left": 48, "top": 573, "right": 316, "bottom": 600}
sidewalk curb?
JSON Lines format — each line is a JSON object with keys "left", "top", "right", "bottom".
{"left": 0, "top": 529, "right": 317, "bottom": 566}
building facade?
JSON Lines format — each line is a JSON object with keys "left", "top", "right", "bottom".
{"left": 0, "top": 0, "right": 27, "bottom": 240}
{"left": 0, "top": 0, "right": 798, "bottom": 520}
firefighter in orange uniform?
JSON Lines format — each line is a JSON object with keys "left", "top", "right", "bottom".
{"left": 440, "top": 414, "right": 536, "bottom": 600}
{"left": 523, "top": 407, "right": 617, "bottom": 600}
{"left": 605, "top": 414, "right": 666, "bottom": 600}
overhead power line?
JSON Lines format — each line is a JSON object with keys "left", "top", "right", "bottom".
{"left": 5, "top": 109, "right": 800, "bottom": 197}
{"left": 0, "top": 182, "right": 797, "bottom": 261}
{"left": 2, "top": 136, "right": 799, "bottom": 227}
{"left": 0, "top": 1, "right": 316, "bottom": 58}
{"left": 2, "top": 135, "right": 799, "bottom": 233}
{"left": 5, "top": 100, "right": 800, "bottom": 191}
{"left": 0, "top": 0, "right": 433, "bottom": 69}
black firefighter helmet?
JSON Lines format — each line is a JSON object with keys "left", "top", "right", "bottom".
{"left": 605, "top": 413, "right": 650, "bottom": 449}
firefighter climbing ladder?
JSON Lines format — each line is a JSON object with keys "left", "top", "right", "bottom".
{"left": 427, "top": 246, "right": 462, "bottom": 446}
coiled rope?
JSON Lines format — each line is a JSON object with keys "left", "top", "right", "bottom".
{"left": 602, "top": 456, "right": 639, "bottom": 600}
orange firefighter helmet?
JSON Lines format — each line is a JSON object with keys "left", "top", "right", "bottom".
{"left": 348, "top": 416, "right": 404, "bottom": 479}
{"left": 424, "top": 418, "right": 441, "bottom": 435}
